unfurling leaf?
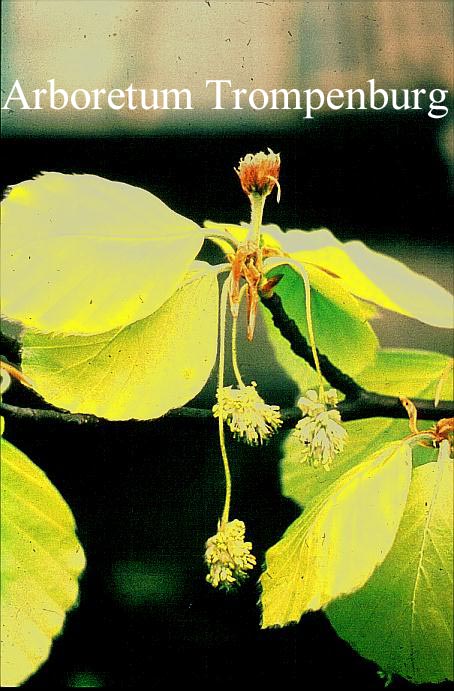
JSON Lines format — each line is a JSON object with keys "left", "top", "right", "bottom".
{"left": 1, "top": 437, "right": 85, "bottom": 687}
{"left": 260, "top": 442, "right": 412, "bottom": 628}
{"left": 20, "top": 266, "right": 219, "bottom": 421}
{"left": 327, "top": 452, "right": 454, "bottom": 684}
{"left": 1, "top": 173, "right": 203, "bottom": 333}
{"left": 206, "top": 221, "right": 379, "bottom": 381}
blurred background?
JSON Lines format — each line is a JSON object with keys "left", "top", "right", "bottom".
{"left": 1, "top": 1, "right": 453, "bottom": 688}
{"left": 1, "top": 0, "right": 453, "bottom": 133}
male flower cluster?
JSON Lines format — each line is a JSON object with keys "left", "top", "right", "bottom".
{"left": 213, "top": 382, "right": 282, "bottom": 445}
{"left": 205, "top": 519, "right": 256, "bottom": 590}
{"left": 293, "top": 388, "right": 347, "bottom": 470}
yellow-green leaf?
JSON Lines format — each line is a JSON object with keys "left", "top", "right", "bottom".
{"left": 282, "top": 348, "right": 452, "bottom": 509}
{"left": 266, "top": 225, "right": 453, "bottom": 328}
{"left": 1, "top": 173, "right": 203, "bottom": 333}
{"left": 260, "top": 441, "right": 412, "bottom": 628}
{"left": 21, "top": 266, "right": 219, "bottom": 420}
{"left": 1, "top": 438, "right": 85, "bottom": 686}
{"left": 327, "top": 452, "right": 454, "bottom": 684}
{"left": 262, "top": 263, "right": 379, "bottom": 381}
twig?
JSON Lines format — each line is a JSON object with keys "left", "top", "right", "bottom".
{"left": 0, "top": 402, "right": 213, "bottom": 426}
{"left": 1, "top": 293, "right": 451, "bottom": 428}
{"left": 261, "top": 291, "right": 453, "bottom": 423}
{"left": 1, "top": 396, "right": 451, "bottom": 427}
{"left": 338, "top": 392, "right": 452, "bottom": 422}
{"left": 260, "top": 292, "right": 364, "bottom": 398}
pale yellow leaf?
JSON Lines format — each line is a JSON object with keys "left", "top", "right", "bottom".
{"left": 261, "top": 441, "right": 412, "bottom": 628}
{"left": 1, "top": 438, "right": 85, "bottom": 686}
{"left": 2, "top": 173, "right": 203, "bottom": 333}
{"left": 21, "top": 266, "right": 219, "bottom": 420}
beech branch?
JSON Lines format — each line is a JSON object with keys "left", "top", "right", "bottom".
{"left": 0, "top": 394, "right": 451, "bottom": 429}
{"left": 260, "top": 291, "right": 452, "bottom": 422}
{"left": 1, "top": 294, "right": 452, "bottom": 428}
{"left": 261, "top": 293, "right": 363, "bottom": 398}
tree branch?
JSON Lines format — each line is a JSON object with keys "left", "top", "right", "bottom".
{"left": 0, "top": 401, "right": 214, "bottom": 426}
{"left": 1, "top": 293, "right": 451, "bottom": 428}
{"left": 260, "top": 292, "right": 365, "bottom": 398}
{"left": 260, "top": 291, "right": 452, "bottom": 419}
{"left": 1, "top": 394, "right": 451, "bottom": 428}
{"left": 337, "top": 392, "right": 452, "bottom": 422}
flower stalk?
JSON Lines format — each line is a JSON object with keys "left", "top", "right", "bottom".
{"left": 249, "top": 193, "right": 267, "bottom": 247}
{"left": 217, "top": 276, "right": 233, "bottom": 526}
{"left": 206, "top": 277, "right": 258, "bottom": 590}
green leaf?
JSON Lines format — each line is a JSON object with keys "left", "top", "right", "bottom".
{"left": 281, "top": 349, "right": 451, "bottom": 509}
{"left": 262, "top": 263, "right": 379, "bottom": 385}
{"left": 327, "top": 452, "right": 454, "bottom": 684}
{"left": 1, "top": 173, "right": 203, "bottom": 334}
{"left": 21, "top": 265, "right": 219, "bottom": 420}
{"left": 359, "top": 348, "right": 453, "bottom": 401}
{"left": 1, "top": 437, "right": 85, "bottom": 687}
{"left": 260, "top": 441, "right": 412, "bottom": 628}
{"left": 264, "top": 225, "right": 453, "bottom": 328}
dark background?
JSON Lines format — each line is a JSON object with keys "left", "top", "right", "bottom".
{"left": 1, "top": 112, "right": 453, "bottom": 689}
{"left": 2, "top": 112, "right": 452, "bottom": 244}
